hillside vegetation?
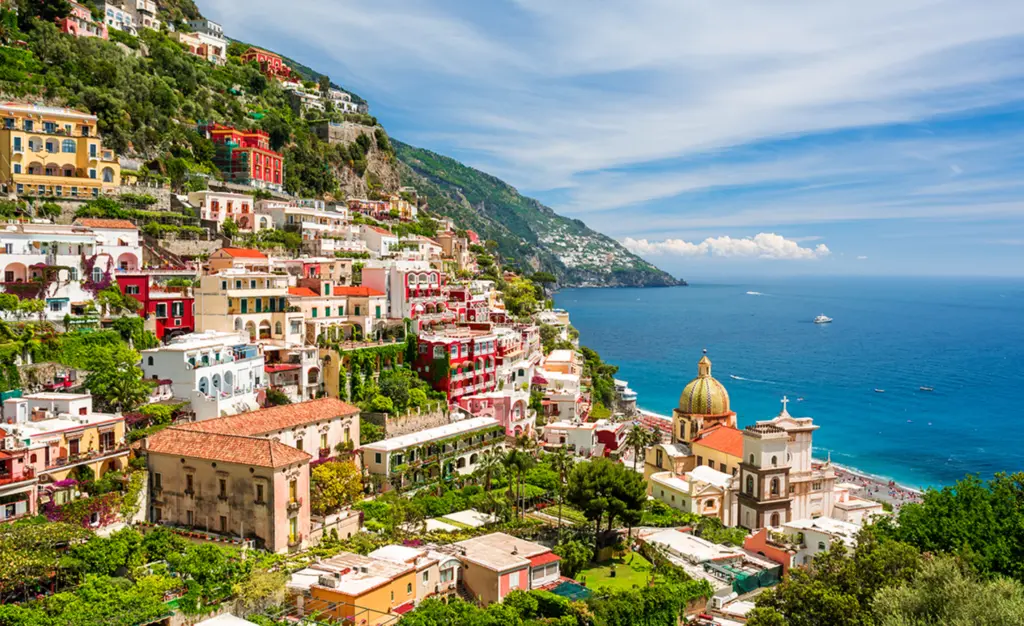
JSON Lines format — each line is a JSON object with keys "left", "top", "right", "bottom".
{"left": 395, "top": 141, "right": 682, "bottom": 287}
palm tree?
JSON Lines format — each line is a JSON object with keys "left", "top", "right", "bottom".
{"left": 549, "top": 447, "right": 573, "bottom": 541}
{"left": 625, "top": 424, "right": 660, "bottom": 473}
{"left": 503, "top": 448, "right": 533, "bottom": 520}
{"left": 475, "top": 448, "right": 504, "bottom": 491}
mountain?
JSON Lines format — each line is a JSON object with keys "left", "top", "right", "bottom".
{"left": 393, "top": 141, "right": 684, "bottom": 288}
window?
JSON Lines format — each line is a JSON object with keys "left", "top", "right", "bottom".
{"left": 818, "top": 541, "right": 827, "bottom": 551}
{"left": 125, "top": 285, "right": 140, "bottom": 295}
{"left": 12, "top": 164, "right": 20, "bottom": 174}
{"left": 320, "top": 433, "right": 327, "bottom": 449}
{"left": 771, "top": 455, "right": 778, "bottom": 466}
{"left": 185, "top": 474, "right": 194, "bottom": 494}
{"left": 422, "top": 571, "right": 429, "bottom": 584}
{"left": 732, "top": 467, "right": 738, "bottom": 476}
{"left": 656, "top": 449, "right": 663, "bottom": 467}
{"left": 45, "top": 139, "right": 57, "bottom": 153}
{"left": 812, "top": 481, "right": 822, "bottom": 491}
{"left": 289, "top": 479, "right": 297, "bottom": 503}
{"left": 289, "top": 518, "right": 298, "bottom": 543}
{"left": 12, "top": 136, "right": 21, "bottom": 152}
{"left": 708, "top": 460, "right": 715, "bottom": 469}
{"left": 155, "top": 303, "right": 168, "bottom": 318}
{"left": 749, "top": 454, "right": 756, "bottom": 465}
{"left": 187, "top": 510, "right": 194, "bottom": 526}
{"left": 790, "top": 485, "right": 796, "bottom": 494}
{"left": 770, "top": 512, "right": 780, "bottom": 527}
{"left": 696, "top": 455, "right": 703, "bottom": 466}
{"left": 220, "top": 516, "right": 227, "bottom": 532}
{"left": 312, "top": 308, "right": 318, "bottom": 318}
{"left": 23, "top": 120, "right": 32, "bottom": 132}
{"left": 153, "top": 473, "right": 162, "bottom": 490}
{"left": 89, "top": 143, "right": 97, "bottom": 157}
{"left": 375, "top": 305, "right": 381, "bottom": 319}
{"left": 407, "top": 582, "right": 413, "bottom": 595}
{"left": 221, "top": 280, "right": 227, "bottom": 290}
{"left": 69, "top": 267, "right": 78, "bottom": 281}
{"left": 746, "top": 475, "right": 754, "bottom": 495}
{"left": 48, "top": 300, "right": 63, "bottom": 313}
{"left": 172, "top": 302, "right": 184, "bottom": 317}
{"left": 256, "top": 484, "right": 265, "bottom": 503}
{"left": 147, "top": 356, "right": 154, "bottom": 366}
{"left": 375, "top": 452, "right": 382, "bottom": 464}
{"left": 62, "top": 139, "right": 76, "bottom": 153}
{"left": 219, "top": 478, "right": 227, "bottom": 498}
{"left": 92, "top": 267, "right": 103, "bottom": 283}
{"left": 508, "top": 574, "right": 520, "bottom": 590}
{"left": 89, "top": 169, "right": 96, "bottom": 179}
{"left": 325, "top": 307, "right": 331, "bottom": 317}
{"left": 99, "top": 431, "right": 114, "bottom": 451}
{"left": 2, "top": 118, "right": 12, "bottom": 130}
{"left": 770, "top": 478, "right": 780, "bottom": 496}
{"left": 295, "top": 438, "right": 303, "bottom": 452}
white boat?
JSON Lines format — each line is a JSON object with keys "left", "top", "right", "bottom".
{"left": 874, "top": 389, "right": 885, "bottom": 393}
{"left": 814, "top": 315, "right": 833, "bottom": 324}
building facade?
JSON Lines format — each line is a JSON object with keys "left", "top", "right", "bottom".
{"left": 0, "top": 102, "right": 121, "bottom": 198}
{"left": 239, "top": 48, "right": 292, "bottom": 80}
{"left": 200, "top": 124, "right": 283, "bottom": 192}
{"left": 117, "top": 272, "right": 195, "bottom": 340}
{"left": 412, "top": 330, "right": 498, "bottom": 403}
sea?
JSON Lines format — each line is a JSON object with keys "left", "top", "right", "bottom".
{"left": 554, "top": 276, "right": 1024, "bottom": 489}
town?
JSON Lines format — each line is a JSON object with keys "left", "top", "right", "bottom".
{"left": 0, "top": 3, "right": 1019, "bottom": 626}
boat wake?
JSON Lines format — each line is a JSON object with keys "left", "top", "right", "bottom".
{"left": 746, "top": 291, "right": 766, "bottom": 296}
{"left": 729, "top": 374, "right": 779, "bottom": 385}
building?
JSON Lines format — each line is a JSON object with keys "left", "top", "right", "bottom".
{"left": 357, "top": 225, "right": 399, "bottom": 257}
{"left": 533, "top": 368, "right": 584, "bottom": 423}
{"left": 76, "top": 218, "right": 142, "bottom": 273}
{"left": 117, "top": 272, "right": 195, "bottom": 340}
{"left": 178, "top": 398, "right": 360, "bottom": 465}
{"left": 133, "top": 0, "right": 159, "bottom": 30}
{"left": 637, "top": 528, "right": 778, "bottom": 593}
{"left": 830, "top": 482, "right": 885, "bottom": 525}
{"left": 541, "top": 420, "right": 597, "bottom": 456}
{"left": 140, "top": 330, "right": 265, "bottom": 421}
{"left": 737, "top": 398, "right": 838, "bottom": 530}
{"left": 97, "top": 1, "right": 135, "bottom": 34}
{"left": 174, "top": 26, "right": 227, "bottom": 65}
{"left": 194, "top": 269, "right": 302, "bottom": 344}
{"left": 263, "top": 344, "right": 323, "bottom": 403}
{"left": 59, "top": 1, "right": 108, "bottom": 38}
{"left": 780, "top": 517, "right": 860, "bottom": 568}
{"left": 188, "top": 191, "right": 257, "bottom": 230}
{"left": 287, "top": 284, "right": 388, "bottom": 344}
{"left": 0, "top": 102, "right": 121, "bottom": 198}
{"left": 325, "top": 89, "right": 360, "bottom": 114}
{"left": 594, "top": 420, "right": 630, "bottom": 457}
{"left": 412, "top": 329, "right": 498, "bottom": 403}
{"left": 0, "top": 430, "right": 39, "bottom": 523}
{"left": 455, "top": 389, "right": 535, "bottom": 438}
{"left": 207, "top": 247, "right": 269, "bottom": 273}
{"left": 1, "top": 392, "right": 129, "bottom": 484}
{"left": 649, "top": 465, "right": 737, "bottom": 525}
{"left": 288, "top": 89, "right": 324, "bottom": 116}
{"left": 200, "top": 124, "right": 283, "bottom": 192}
{"left": 542, "top": 349, "right": 582, "bottom": 376}
{"left": 363, "top": 263, "right": 450, "bottom": 326}
{"left": 368, "top": 544, "right": 460, "bottom": 603}
{"left": 240, "top": 47, "right": 292, "bottom": 80}
{"left": 289, "top": 552, "right": 418, "bottom": 624}
{"left": 361, "top": 417, "right": 505, "bottom": 491}
{"left": 143, "top": 426, "right": 311, "bottom": 553}
{"left": 448, "top": 532, "right": 561, "bottom": 605}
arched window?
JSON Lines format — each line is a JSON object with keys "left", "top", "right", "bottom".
{"left": 28, "top": 137, "right": 43, "bottom": 152}
{"left": 770, "top": 512, "right": 780, "bottom": 527}
{"left": 771, "top": 455, "right": 778, "bottom": 466}
{"left": 147, "top": 356, "right": 154, "bottom": 366}
{"left": 275, "top": 321, "right": 283, "bottom": 335}
{"left": 770, "top": 478, "right": 780, "bottom": 495}
{"left": 749, "top": 454, "right": 755, "bottom": 465}
{"left": 704, "top": 499, "right": 715, "bottom": 510}
{"left": 62, "top": 139, "right": 76, "bottom": 153}
{"left": 45, "top": 139, "right": 57, "bottom": 153}
{"left": 102, "top": 167, "right": 114, "bottom": 183}
{"left": 91, "top": 267, "right": 103, "bottom": 283}
{"left": 818, "top": 541, "right": 827, "bottom": 551}
{"left": 745, "top": 475, "right": 754, "bottom": 495}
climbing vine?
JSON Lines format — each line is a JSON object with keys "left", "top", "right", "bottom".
{"left": 81, "top": 253, "right": 114, "bottom": 295}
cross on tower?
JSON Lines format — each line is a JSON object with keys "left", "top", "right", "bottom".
{"left": 780, "top": 395, "right": 790, "bottom": 414}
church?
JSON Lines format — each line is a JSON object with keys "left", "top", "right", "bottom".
{"left": 645, "top": 351, "right": 856, "bottom": 530}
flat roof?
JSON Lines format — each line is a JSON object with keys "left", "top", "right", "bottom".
{"left": 545, "top": 349, "right": 575, "bottom": 363}
{"left": 18, "top": 392, "right": 91, "bottom": 401}
{"left": 688, "top": 465, "right": 734, "bottom": 489}
{"left": 784, "top": 517, "right": 860, "bottom": 546}
{"left": 442, "top": 509, "right": 496, "bottom": 528}
{"left": 651, "top": 471, "right": 691, "bottom": 494}
{"left": 453, "top": 532, "right": 550, "bottom": 572}
{"left": 302, "top": 552, "right": 414, "bottom": 596}
{"left": 361, "top": 416, "right": 499, "bottom": 452}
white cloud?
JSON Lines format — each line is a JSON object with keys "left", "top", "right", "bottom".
{"left": 857, "top": 255, "right": 869, "bottom": 260}
{"left": 622, "top": 233, "right": 831, "bottom": 260}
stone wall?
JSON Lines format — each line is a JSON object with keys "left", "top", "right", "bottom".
{"left": 157, "top": 237, "right": 224, "bottom": 258}
{"left": 384, "top": 406, "right": 451, "bottom": 438}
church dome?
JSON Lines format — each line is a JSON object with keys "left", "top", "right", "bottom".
{"left": 678, "top": 351, "right": 731, "bottom": 415}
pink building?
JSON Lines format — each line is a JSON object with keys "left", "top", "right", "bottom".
{"left": 456, "top": 389, "right": 535, "bottom": 438}
{"left": 449, "top": 532, "right": 561, "bottom": 605}
{"left": 0, "top": 433, "right": 37, "bottom": 523}
{"left": 59, "top": 2, "right": 109, "bottom": 39}
{"left": 595, "top": 421, "right": 631, "bottom": 457}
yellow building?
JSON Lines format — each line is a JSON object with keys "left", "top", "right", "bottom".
{"left": 301, "top": 552, "right": 418, "bottom": 625}
{"left": 0, "top": 102, "right": 121, "bottom": 199}
{"left": 645, "top": 351, "right": 742, "bottom": 479}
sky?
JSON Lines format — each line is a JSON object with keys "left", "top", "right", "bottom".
{"left": 202, "top": 0, "right": 1024, "bottom": 278}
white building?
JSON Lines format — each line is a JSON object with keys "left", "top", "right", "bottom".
{"left": 140, "top": 330, "right": 265, "bottom": 421}
{"left": 542, "top": 419, "right": 597, "bottom": 456}
{"left": 358, "top": 224, "right": 399, "bottom": 257}
{"left": 782, "top": 517, "right": 860, "bottom": 567}
{"left": 187, "top": 190, "right": 257, "bottom": 229}
{"left": 362, "top": 261, "right": 448, "bottom": 323}
{"left": 76, "top": 218, "right": 142, "bottom": 273}
{"left": 649, "top": 465, "right": 737, "bottom": 525}
{"left": 325, "top": 89, "right": 359, "bottom": 114}
{"left": 97, "top": 1, "right": 136, "bottom": 34}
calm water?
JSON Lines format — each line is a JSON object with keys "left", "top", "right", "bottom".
{"left": 555, "top": 277, "right": 1024, "bottom": 488}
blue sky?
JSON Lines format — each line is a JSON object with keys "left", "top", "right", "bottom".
{"left": 202, "top": 0, "right": 1024, "bottom": 278}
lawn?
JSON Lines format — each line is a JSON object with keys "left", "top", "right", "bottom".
{"left": 577, "top": 552, "right": 657, "bottom": 592}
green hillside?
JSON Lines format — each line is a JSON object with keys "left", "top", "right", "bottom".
{"left": 394, "top": 141, "right": 683, "bottom": 287}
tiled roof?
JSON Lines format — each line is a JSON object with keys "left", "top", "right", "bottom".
{"left": 180, "top": 398, "right": 360, "bottom": 437}
{"left": 333, "top": 286, "right": 385, "bottom": 297}
{"left": 219, "top": 247, "right": 268, "bottom": 259}
{"left": 695, "top": 425, "right": 744, "bottom": 458}
{"left": 73, "top": 218, "right": 138, "bottom": 230}
{"left": 368, "top": 226, "right": 393, "bottom": 236}
{"left": 145, "top": 427, "right": 309, "bottom": 468}
{"left": 528, "top": 552, "right": 561, "bottom": 567}
{"left": 288, "top": 286, "right": 318, "bottom": 297}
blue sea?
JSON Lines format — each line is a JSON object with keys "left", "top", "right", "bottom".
{"left": 554, "top": 277, "right": 1024, "bottom": 489}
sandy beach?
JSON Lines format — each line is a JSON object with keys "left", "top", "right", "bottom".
{"left": 830, "top": 463, "right": 925, "bottom": 513}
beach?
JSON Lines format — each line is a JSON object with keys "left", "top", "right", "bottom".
{"left": 831, "top": 464, "right": 924, "bottom": 513}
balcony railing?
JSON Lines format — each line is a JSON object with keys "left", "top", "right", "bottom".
{"left": 288, "top": 533, "right": 303, "bottom": 547}
{"left": 46, "top": 444, "right": 130, "bottom": 470}
{"left": 287, "top": 497, "right": 302, "bottom": 512}
{"left": 0, "top": 467, "right": 35, "bottom": 487}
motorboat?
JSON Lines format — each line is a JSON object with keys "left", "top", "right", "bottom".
{"left": 814, "top": 315, "right": 833, "bottom": 324}
{"left": 919, "top": 386, "right": 934, "bottom": 392}
{"left": 874, "top": 389, "right": 885, "bottom": 393}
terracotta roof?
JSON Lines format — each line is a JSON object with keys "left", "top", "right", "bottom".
{"left": 180, "top": 398, "right": 360, "bottom": 437}
{"left": 528, "top": 552, "right": 561, "bottom": 567}
{"left": 368, "top": 226, "right": 394, "bottom": 236}
{"left": 333, "top": 286, "right": 385, "bottom": 297}
{"left": 288, "top": 286, "right": 318, "bottom": 297}
{"left": 145, "top": 427, "right": 309, "bottom": 468}
{"left": 73, "top": 218, "right": 138, "bottom": 230}
{"left": 218, "top": 247, "right": 268, "bottom": 259}
{"left": 695, "top": 425, "right": 744, "bottom": 458}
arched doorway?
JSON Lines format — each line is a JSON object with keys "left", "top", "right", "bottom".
{"left": 258, "top": 320, "right": 271, "bottom": 339}
{"left": 3, "top": 262, "right": 28, "bottom": 283}
{"left": 307, "top": 368, "right": 320, "bottom": 385}
{"left": 224, "top": 371, "right": 234, "bottom": 395}
{"left": 198, "top": 376, "right": 209, "bottom": 395}
{"left": 245, "top": 321, "right": 257, "bottom": 341}
{"left": 117, "top": 252, "right": 138, "bottom": 271}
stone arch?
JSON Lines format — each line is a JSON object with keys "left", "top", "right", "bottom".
{"left": 224, "top": 371, "right": 234, "bottom": 393}
{"left": 3, "top": 262, "right": 28, "bottom": 282}
{"left": 770, "top": 477, "right": 780, "bottom": 496}
{"left": 234, "top": 317, "right": 244, "bottom": 331}
{"left": 198, "top": 376, "right": 209, "bottom": 395}
{"left": 456, "top": 457, "right": 467, "bottom": 469}
{"left": 307, "top": 368, "right": 320, "bottom": 385}
{"left": 258, "top": 320, "right": 271, "bottom": 339}
{"left": 100, "top": 457, "right": 122, "bottom": 476}
{"left": 770, "top": 512, "right": 781, "bottom": 527}
{"left": 469, "top": 453, "right": 478, "bottom": 465}
{"left": 102, "top": 167, "right": 115, "bottom": 183}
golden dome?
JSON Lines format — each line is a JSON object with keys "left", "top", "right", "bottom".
{"left": 678, "top": 351, "right": 731, "bottom": 416}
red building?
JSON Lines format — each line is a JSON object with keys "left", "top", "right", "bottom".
{"left": 240, "top": 47, "right": 292, "bottom": 80}
{"left": 117, "top": 274, "right": 195, "bottom": 341}
{"left": 200, "top": 123, "right": 284, "bottom": 192}
{"left": 413, "top": 330, "right": 498, "bottom": 403}
{"left": 58, "top": 1, "right": 108, "bottom": 39}
{"left": 595, "top": 421, "right": 630, "bottom": 456}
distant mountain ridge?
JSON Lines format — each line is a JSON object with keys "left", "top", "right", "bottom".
{"left": 394, "top": 141, "right": 684, "bottom": 288}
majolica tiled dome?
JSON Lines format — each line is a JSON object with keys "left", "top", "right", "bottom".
{"left": 678, "top": 351, "right": 731, "bottom": 415}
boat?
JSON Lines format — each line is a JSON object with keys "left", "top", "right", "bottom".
{"left": 874, "top": 389, "right": 885, "bottom": 393}
{"left": 919, "top": 386, "right": 934, "bottom": 392}
{"left": 814, "top": 315, "right": 833, "bottom": 324}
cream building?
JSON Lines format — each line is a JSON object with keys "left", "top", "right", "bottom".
{"left": 195, "top": 268, "right": 303, "bottom": 343}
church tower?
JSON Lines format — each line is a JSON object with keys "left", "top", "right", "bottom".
{"left": 672, "top": 350, "right": 737, "bottom": 445}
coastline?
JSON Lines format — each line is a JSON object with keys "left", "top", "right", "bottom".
{"left": 635, "top": 409, "right": 924, "bottom": 513}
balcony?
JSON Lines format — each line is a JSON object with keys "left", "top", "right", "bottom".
{"left": 0, "top": 467, "right": 35, "bottom": 487}
{"left": 287, "top": 497, "right": 302, "bottom": 512}
{"left": 319, "top": 447, "right": 331, "bottom": 459}
{"left": 45, "top": 443, "right": 130, "bottom": 471}
{"left": 288, "top": 533, "right": 303, "bottom": 548}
